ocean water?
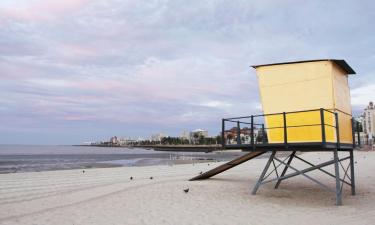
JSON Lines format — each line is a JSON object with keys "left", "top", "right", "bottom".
{"left": 0, "top": 145, "right": 244, "bottom": 174}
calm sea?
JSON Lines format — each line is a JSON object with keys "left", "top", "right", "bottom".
{"left": 0, "top": 145, "right": 244, "bottom": 174}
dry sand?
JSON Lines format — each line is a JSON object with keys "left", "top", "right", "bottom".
{"left": 1, "top": 151, "right": 374, "bottom": 225}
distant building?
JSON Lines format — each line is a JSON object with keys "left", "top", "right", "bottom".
{"left": 190, "top": 129, "right": 208, "bottom": 139}
{"left": 362, "top": 101, "right": 375, "bottom": 140}
{"left": 189, "top": 129, "right": 209, "bottom": 144}
{"left": 180, "top": 130, "right": 190, "bottom": 140}
{"left": 110, "top": 136, "right": 119, "bottom": 144}
{"left": 151, "top": 133, "right": 167, "bottom": 142}
{"left": 136, "top": 136, "right": 145, "bottom": 142}
{"left": 118, "top": 137, "right": 138, "bottom": 145}
{"left": 223, "top": 127, "right": 260, "bottom": 144}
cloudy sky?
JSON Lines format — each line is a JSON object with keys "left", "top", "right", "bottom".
{"left": 0, "top": 0, "right": 374, "bottom": 144}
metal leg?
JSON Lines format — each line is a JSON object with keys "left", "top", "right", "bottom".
{"left": 350, "top": 149, "right": 356, "bottom": 195}
{"left": 333, "top": 149, "right": 342, "bottom": 205}
{"left": 252, "top": 151, "right": 276, "bottom": 195}
{"left": 275, "top": 151, "right": 296, "bottom": 189}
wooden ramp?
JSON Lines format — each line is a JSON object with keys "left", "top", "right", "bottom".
{"left": 189, "top": 151, "right": 265, "bottom": 181}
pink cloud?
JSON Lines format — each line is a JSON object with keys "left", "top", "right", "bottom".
{"left": 72, "top": 79, "right": 123, "bottom": 91}
{"left": 63, "top": 115, "right": 99, "bottom": 121}
{"left": 57, "top": 43, "right": 102, "bottom": 61}
{"left": 0, "top": 0, "right": 90, "bottom": 23}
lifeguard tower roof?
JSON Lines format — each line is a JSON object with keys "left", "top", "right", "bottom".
{"left": 252, "top": 59, "right": 356, "bottom": 74}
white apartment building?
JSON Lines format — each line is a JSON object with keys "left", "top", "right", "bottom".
{"left": 151, "top": 133, "right": 167, "bottom": 142}
{"left": 180, "top": 130, "right": 190, "bottom": 140}
{"left": 362, "top": 102, "right": 375, "bottom": 140}
{"left": 189, "top": 129, "right": 208, "bottom": 140}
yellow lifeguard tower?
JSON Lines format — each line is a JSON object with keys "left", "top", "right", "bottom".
{"left": 190, "top": 59, "right": 358, "bottom": 206}
{"left": 253, "top": 59, "right": 355, "bottom": 146}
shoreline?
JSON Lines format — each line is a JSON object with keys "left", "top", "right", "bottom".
{"left": 76, "top": 144, "right": 223, "bottom": 152}
{"left": 0, "top": 146, "right": 247, "bottom": 174}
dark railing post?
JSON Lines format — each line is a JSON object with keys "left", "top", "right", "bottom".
{"left": 283, "top": 112, "right": 288, "bottom": 147}
{"left": 261, "top": 123, "right": 266, "bottom": 144}
{"left": 357, "top": 121, "right": 361, "bottom": 147}
{"left": 351, "top": 118, "right": 356, "bottom": 148}
{"left": 251, "top": 115, "right": 254, "bottom": 148}
{"left": 222, "top": 119, "right": 225, "bottom": 147}
{"left": 320, "top": 108, "right": 326, "bottom": 147}
{"left": 335, "top": 113, "right": 340, "bottom": 149}
{"left": 236, "top": 121, "right": 241, "bottom": 145}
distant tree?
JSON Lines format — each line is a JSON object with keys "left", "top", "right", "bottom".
{"left": 354, "top": 122, "right": 363, "bottom": 132}
{"left": 215, "top": 135, "right": 222, "bottom": 145}
{"left": 192, "top": 133, "right": 199, "bottom": 145}
{"left": 226, "top": 133, "right": 234, "bottom": 144}
{"left": 198, "top": 135, "right": 205, "bottom": 145}
{"left": 256, "top": 130, "right": 268, "bottom": 143}
{"left": 161, "top": 137, "right": 167, "bottom": 145}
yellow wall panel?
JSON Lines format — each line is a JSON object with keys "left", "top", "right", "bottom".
{"left": 257, "top": 61, "right": 334, "bottom": 114}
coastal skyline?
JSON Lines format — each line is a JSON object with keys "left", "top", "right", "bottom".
{"left": 1, "top": 0, "right": 375, "bottom": 144}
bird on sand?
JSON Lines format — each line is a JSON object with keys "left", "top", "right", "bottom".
{"left": 82, "top": 170, "right": 85, "bottom": 173}
{"left": 183, "top": 188, "right": 189, "bottom": 193}
{"left": 130, "top": 176, "right": 133, "bottom": 180}
{"left": 150, "top": 176, "right": 153, "bottom": 180}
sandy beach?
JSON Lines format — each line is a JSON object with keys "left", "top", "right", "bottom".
{"left": 1, "top": 150, "right": 374, "bottom": 225}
